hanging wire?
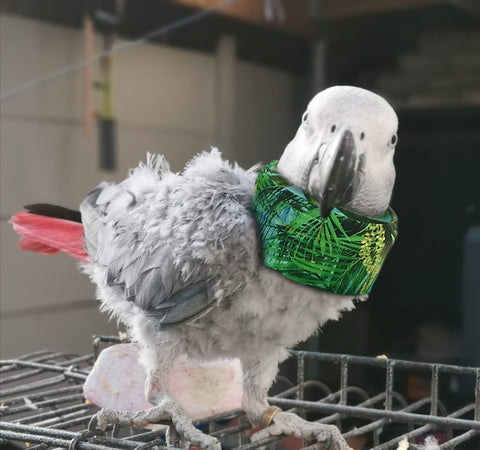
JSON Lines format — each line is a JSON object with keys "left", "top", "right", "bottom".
{"left": 0, "top": 0, "right": 236, "bottom": 102}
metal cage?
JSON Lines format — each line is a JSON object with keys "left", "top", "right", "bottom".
{"left": 1, "top": 337, "right": 479, "bottom": 450}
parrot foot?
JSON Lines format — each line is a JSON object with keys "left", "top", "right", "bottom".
{"left": 90, "top": 401, "right": 221, "bottom": 450}
{"left": 250, "top": 411, "right": 350, "bottom": 450}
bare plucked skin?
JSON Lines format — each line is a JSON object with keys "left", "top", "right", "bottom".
{"left": 83, "top": 86, "right": 398, "bottom": 449}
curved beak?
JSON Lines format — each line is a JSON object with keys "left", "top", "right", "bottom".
{"left": 314, "top": 129, "right": 360, "bottom": 218}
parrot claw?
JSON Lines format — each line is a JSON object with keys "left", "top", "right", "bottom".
{"left": 250, "top": 411, "right": 350, "bottom": 450}
{"left": 89, "top": 401, "right": 221, "bottom": 450}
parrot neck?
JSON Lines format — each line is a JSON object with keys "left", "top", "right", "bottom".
{"left": 250, "top": 161, "right": 398, "bottom": 296}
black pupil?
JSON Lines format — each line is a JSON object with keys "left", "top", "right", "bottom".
{"left": 330, "top": 125, "right": 336, "bottom": 133}
{"left": 303, "top": 112, "right": 308, "bottom": 122}
{"left": 391, "top": 134, "right": 397, "bottom": 145}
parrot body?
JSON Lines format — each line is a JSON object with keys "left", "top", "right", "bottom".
{"left": 82, "top": 149, "right": 355, "bottom": 350}
{"left": 79, "top": 149, "right": 357, "bottom": 424}
{"left": 11, "top": 86, "right": 400, "bottom": 450}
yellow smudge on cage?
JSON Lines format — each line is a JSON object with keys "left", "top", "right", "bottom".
{"left": 376, "top": 354, "right": 388, "bottom": 359}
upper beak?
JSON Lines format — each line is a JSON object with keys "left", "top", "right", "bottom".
{"left": 314, "top": 129, "right": 360, "bottom": 218}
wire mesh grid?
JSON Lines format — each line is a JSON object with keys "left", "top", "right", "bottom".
{"left": 1, "top": 337, "right": 479, "bottom": 450}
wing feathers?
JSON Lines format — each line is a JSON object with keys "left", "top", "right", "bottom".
{"left": 146, "top": 282, "right": 211, "bottom": 329}
{"left": 80, "top": 150, "right": 259, "bottom": 329}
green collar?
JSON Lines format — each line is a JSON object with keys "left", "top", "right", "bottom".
{"left": 250, "top": 161, "right": 398, "bottom": 296}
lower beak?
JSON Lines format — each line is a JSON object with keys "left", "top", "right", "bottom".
{"left": 316, "top": 129, "right": 359, "bottom": 218}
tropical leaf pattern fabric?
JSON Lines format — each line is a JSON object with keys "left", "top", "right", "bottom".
{"left": 250, "top": 161, "right": 398, "bottom": 296}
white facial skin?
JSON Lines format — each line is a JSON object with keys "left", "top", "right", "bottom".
{"left": 277, "top": 86, "right": 398, "bottom": 217}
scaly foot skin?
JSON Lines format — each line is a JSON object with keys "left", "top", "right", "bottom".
{"left": 251, "top": 411, "right": 350, "bottom": 450}
{"left": 90, "top": 400, "right": 221, "bottom": 450}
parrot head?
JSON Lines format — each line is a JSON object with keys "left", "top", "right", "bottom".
{"left": 277, "top": 85, "right": 398, "bottom": 218}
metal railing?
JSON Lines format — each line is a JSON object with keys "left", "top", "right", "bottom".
{"left": 1, "top": 342, "right": 479, "bottom": 449}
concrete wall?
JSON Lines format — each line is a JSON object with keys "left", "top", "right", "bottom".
{"left": 0, "top": 15, "right": 306, "bottom": 358}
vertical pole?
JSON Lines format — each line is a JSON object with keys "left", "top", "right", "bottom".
{"left": 98, "top": 29, "right": 116, "bottom": 171}
{"left": 311, "top": 40, "right": 327, "bottom": 95}
{"left": 83, "top": 14, "right": 95, "bottom": 135}
{"left": 215, "top": 35, "right": 237, "bottom": 158}
{"left": 303, "top": 40, "right": 327, "bottom": 382}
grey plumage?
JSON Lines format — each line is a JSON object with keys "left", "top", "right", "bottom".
{"left": 81, "top": 150, "right": 262, "bottom": 332}
{"left": 79, "top": 86, "right": 399, "bottom": 450}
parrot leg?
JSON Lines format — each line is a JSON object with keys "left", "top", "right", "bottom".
{"left": 91, "top": 364, "right": 221, "bottom": 450}
{"left": 93, "top": 398, "right": 219, "bottom": 449}
{"left": 241, "top": 355, "right": 349, "bottom": 450}
{"left": 250, "top": 411, "right": 350, "bottom": 450}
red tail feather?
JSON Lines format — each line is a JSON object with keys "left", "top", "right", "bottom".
{"left": 10, "top": 212, "right": 90, "bottom": 263}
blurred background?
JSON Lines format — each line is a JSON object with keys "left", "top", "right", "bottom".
{"left": 1, "top": 0, "right": 479, "bottom": 374}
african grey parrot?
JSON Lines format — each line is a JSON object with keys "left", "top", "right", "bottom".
{"left": 11, "top": 86, "right": 399, "bottom": 450}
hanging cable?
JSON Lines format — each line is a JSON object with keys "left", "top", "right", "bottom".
{"left": 0, "top": 0, "right": 236, "bottom": 102}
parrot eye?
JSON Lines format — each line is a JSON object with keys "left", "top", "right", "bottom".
{"left": 302, "top": 111, "right": 308, "bottom": 123}
{"left": 330, "top": 124, "right": 336, "bottom": 133}
{"left": 389, "top": 133, "right": 398, "bottom": 147}
{"left": 360, "top": 132, "right": 365, "bottom": 141}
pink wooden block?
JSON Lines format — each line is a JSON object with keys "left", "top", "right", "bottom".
{"left": 84, "top": 344, "right": 243, "bottom": 421}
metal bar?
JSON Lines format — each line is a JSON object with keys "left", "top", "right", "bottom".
{"left": 2, "top": 349, "right": 479, "bottom": 449}
{"left": 0, "top": 375, "right": 66, "bottom": 397}
{"left": 476, "top": 368, "right": 480, "bottom": 421}
{"left": 193, "top": 408, "right": 243, "bottom": 426}
{"left": 439, "top": 430, "right": 480, "bottom": 449}
{"left": 274, "top": 380, "right": 331, "bottom": 399}
{"left": 0, "top": 352, "right": 63, "bottom": 373}
{"left": 92, "top": 335, "right": 124, "bottom": 344}
{"left": 127, "top": 429, "right": 169, "bottom": 442}
{"left": 343, "top": 398, "right": 431, "bottom": 439}
{"left": 27, "top": 444, "right": 48, "bottom": 450}
{"left": 269, "top": 397, "right": 480, "bottom": 429}
{"left": 377, "top": 407, "right": 476, "bottom": 450}
{"left": 132, "top": 439, "right": 167, "bottom": 450}
{"left": 0, "top": 360, "right": 89, "bottom": 377}
{"left": 56, "top": 355, "right": 94, "bottom": 367}
{"left": 1, "top": 421, "right": 85, "bottom": 438}
{"left": 1, "top": 368, "right": 43, "bottom": 384}
{"left": 17, "top": 350, "right": 60, "bottom": 360}
{"left": 91, "top": 435, "right": 162, "bottom": 449}
{"left": 297, "top": 352, "right": 305, "bottom": 402}
{"left": 0, "top": 429, "right": 111, "bottom": 450}
{"left": 14, "top": 404, "right": 93, "bottom": 425}
{"left": 1, "top": 421, "right": 170, "bottom": 450}
{"left": 5, "top": 393, "right": 85, "bottom": 415}
{"left": 430, "top": 364, "right": 439, "bottom": 416}
{"left": 236, "top": 434, "right": 283, "bottom": 449}
{"left": 54, "top": 415, "right": 97, "bottom": 430}
{"left": 385, "top": 360, "right": 394, "bottom": 411}
{"left": 289, "top": 351, "right": 480, "bottom": 375}
{"left": 339, "top": 356, "right": 348, "bottom": 406}
{"left": 34, "top": 409, "right": 94, "bottom": 427}
{"left": 2, "top": 385, "right": 84, "bottom": 406}
{"left": 210, "top": 422, "right": 251, "bottom": 438}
